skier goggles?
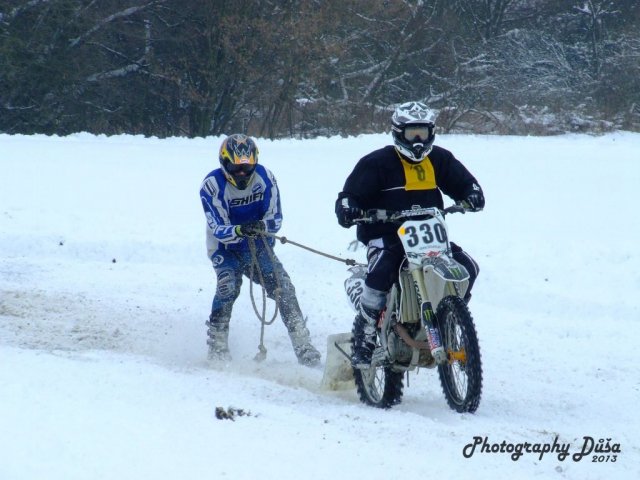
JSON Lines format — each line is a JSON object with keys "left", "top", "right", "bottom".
{"left": 226, "top": 162, "right": 256, "bottom": 174}
{"left": 404, "top": 125, "right": 433, "bottom": 142}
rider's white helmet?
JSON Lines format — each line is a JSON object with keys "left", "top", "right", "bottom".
{"left": 391, "top": 102, "right": 437, "bottom": 163}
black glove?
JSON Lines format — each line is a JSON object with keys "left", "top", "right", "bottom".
{"left": 336, "top": 196, "right": 363, "bottom": 228}
{"left": 465, "top": 188, "right": 485, "bottom": 212}
{"left": 235, "top": 221, "right": 266, "bottom": 237}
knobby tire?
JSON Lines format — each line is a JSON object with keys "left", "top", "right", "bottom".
{"left": 435, "top": 296, "right": 483, "bottom": 413}
{"left": 351, "top": 316, "right": 404, "bottom": 409}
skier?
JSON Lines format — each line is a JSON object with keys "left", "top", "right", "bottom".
{"left": 335, "top": 101, "right": 485, "bottom": 368}
{"left": 200, "top": 134, "right": 320, "bottom": 366}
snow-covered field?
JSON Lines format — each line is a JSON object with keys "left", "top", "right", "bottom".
{"left": 1, "top": 131, "right": 639, "bottom": 480}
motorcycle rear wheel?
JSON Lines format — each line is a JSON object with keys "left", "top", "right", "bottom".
{"left": 436, "top": 296, "right": 483, "bottom": 413}
{"left": 352, "top": 320, "right": 404, "bottom": 408}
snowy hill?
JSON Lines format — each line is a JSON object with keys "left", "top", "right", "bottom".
{"left": 1, "top": 132, "right": 639, "bottom": 480}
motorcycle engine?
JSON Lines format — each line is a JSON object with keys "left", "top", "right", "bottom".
{"left": 387, "top": 330, "right": 414, "bottom": 365}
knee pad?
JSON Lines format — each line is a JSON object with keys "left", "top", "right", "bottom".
{"left": 216, "top": 269, "right": 240, "bottom": 300}
{"left": 360, "top": 285, "right": 387, "bottom": 311}
{"left": 453, "top": 249, "right": 479, "bottom": 282}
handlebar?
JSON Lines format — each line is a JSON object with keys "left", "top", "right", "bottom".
{"left": 352, "top": 202, "right": 473, "bottom": 225}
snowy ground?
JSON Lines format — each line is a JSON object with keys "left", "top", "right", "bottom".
{"left": 1, "top": 132, "right": 639, "bottom": 480}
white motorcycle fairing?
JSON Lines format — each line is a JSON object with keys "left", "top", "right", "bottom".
{"left": 397, "top": 214, "right": 469, "bottom": 312}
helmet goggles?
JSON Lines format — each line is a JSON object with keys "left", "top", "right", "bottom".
{"left": 403, "top": 124, "right": 433, "bottom": 142}
{"left": 225, "top": 161, "right": 255, "bottom": 175}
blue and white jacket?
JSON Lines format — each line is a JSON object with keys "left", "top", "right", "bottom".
{"left": 200, "top": 164, "right": 282, "bottom": 258}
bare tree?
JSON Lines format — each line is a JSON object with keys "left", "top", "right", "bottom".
{"left": 1, "top": 0, "right": 639, "bottom": 136}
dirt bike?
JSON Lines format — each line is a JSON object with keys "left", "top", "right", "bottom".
{"left": 343, "top": 203, "right": 482, "bottom": 412}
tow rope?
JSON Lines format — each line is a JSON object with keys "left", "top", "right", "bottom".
{"left": 262, "top": 231, "right": 364, "bottom": 267}
{"left": 247, "top": 236, "right": 281, "bottom": 362}
{"left": 246, "top": 232, "right": 363, "bottom": 362}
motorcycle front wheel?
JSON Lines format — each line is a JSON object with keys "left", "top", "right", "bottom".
{"left": 435, "top": 296, "right": 483, "bottom": 413}
{"left": 351, "top": 316, "right": 404, "bottom": 409}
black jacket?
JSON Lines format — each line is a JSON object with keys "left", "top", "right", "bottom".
{"left": 337, "top": 145, "right": 482, "bottom": 244}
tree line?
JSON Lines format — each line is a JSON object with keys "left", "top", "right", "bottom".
{"left": 1, "top": 0, "right": 639, "bottom": 138}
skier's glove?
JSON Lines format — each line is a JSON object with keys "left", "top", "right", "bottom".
{"left": 235, "top": 221, "right": 266, "bottom": 237}
{"left": 336, "top": 197, "right": 363, "bottom": 228}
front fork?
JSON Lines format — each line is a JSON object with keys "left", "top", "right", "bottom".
{"left": 411, "top": 268, "right": 448, "bottom": 365}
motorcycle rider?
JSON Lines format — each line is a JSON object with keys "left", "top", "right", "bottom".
{"left": 200, "top": 133, "right": 321, "bottom": 366}
{"left": 335, "top": 101, "right": 485, "bottom": 368}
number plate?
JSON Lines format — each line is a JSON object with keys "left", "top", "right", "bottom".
{"left": 398, "top": 216, "right": 448, "bottom": 264}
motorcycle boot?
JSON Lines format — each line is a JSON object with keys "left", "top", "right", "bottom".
{"left": 277, "top": 277, "right": 321, "bottom": 367}
{"left": 206, "top": 313, "right": 232, "bottom": 362}
{"left": 351, "top": 285, "right": 387, "bottom": 369}
{"left": 287, "top": 317, "right": 321, "bottom": 367}
{"left": 281, "top": 306, "right": 320, "bottom": 367}
{"left": 351, "top": 304, "right": 381, "bottom": 369}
